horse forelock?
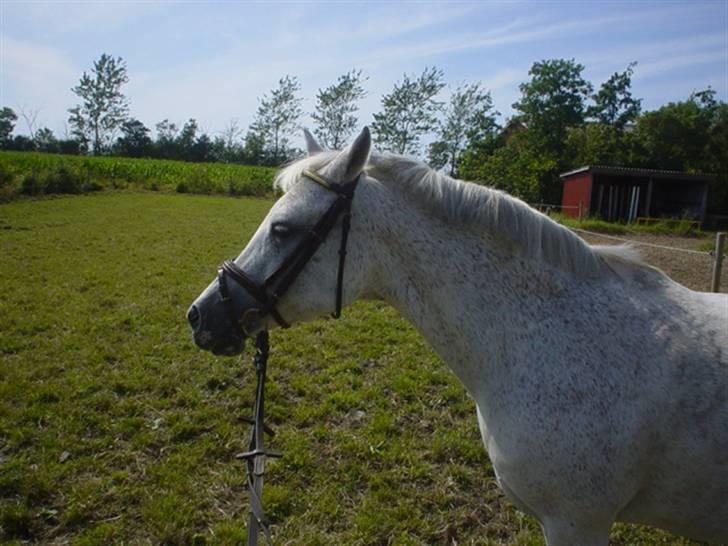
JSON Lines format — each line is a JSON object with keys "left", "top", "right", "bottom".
{"left": 276, "top": 151, "right": 642, "bottom": 278}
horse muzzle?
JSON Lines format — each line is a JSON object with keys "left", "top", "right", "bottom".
{"left": 187, "top": 300, "right": 248, "bottom": 357}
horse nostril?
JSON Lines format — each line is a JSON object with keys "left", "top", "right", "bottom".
{"left": 187, "top": 305, "right": 201, "bottom": 331}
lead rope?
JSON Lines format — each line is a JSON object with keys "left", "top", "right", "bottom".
{"left": 236, "top": 331, "right": 281, "bottom": 546}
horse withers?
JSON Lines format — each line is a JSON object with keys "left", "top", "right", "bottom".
{"left": 188, "top": 128, "right": 728, "bottom": 545}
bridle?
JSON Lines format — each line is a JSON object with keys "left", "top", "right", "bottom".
{"left": 213, "top": 168, "right": 361, "bottom": 545}
{"left": 217, "top": 169, "right": 360, "bottom": 336}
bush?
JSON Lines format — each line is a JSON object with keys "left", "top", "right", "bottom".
{"left": 45, "top": 165, "right": 82, "bottom": 194}
{"left": 20, "top": 173, "right": 43, "bottom": 195}
{"left": 0, "top": 162, "right": 17, "bottom": 201}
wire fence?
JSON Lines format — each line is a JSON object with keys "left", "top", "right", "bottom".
{"left": 568, "top": 227, "right": 726, "bottom": 293}
{"left": 527, "top": 201, "right": 727, "bottom": 291}
{"left": 570, "top": 227, "right": 713, "bottom": 256}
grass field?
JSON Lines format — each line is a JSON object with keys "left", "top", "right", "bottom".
{"left": 0, "top": 193, "right": 705, "bottom": 545}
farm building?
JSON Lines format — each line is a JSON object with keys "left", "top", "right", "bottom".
{"left": 560, "top": 166, "right": 713, "bottom": 223}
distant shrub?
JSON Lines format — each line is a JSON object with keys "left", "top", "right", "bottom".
{"left": 0, "top": 163, "right": 17, "bottom": 201}
{"left": 20, "top": 173, "right": 43, "bottom": 195}
{"left": 82, "top": 180, "right": 104, "bottom": 192}
{"left": 45, "top": 166, "right": 82, "bottom": 194}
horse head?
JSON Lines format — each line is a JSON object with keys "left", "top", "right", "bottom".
{"left": 187, "top": 128, "right": 372, "bottom": 356}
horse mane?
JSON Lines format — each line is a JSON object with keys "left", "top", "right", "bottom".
{"left": 275, "top": 151, "right": 641, "bottom": 278}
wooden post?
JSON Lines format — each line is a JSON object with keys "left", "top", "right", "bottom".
{"left": 711, "top": 232, "right": 726, "bottom": 293}
{"left": 578, "top": 201, "right": 583, "bottom": 221}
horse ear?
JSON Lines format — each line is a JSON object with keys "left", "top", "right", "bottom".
{"left": 340, "top": 127, "right": 371, "bottom": 181}
{"left": 303, "top": 128, "right": 324, "bottom": 155}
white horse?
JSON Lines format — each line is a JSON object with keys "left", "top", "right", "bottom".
{"left": 188, "top": 128, "right": 728, "bottom": 545}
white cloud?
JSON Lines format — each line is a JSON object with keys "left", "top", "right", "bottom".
{"left": 637, "top": 50, "right": 727, "bottom": 79}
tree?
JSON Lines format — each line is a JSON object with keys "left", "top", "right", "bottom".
{"left": 68, "top": 54, "right": 130, "bottom": 154}
{"left": 428, "top": 82, "right": 499, "bottom": 175}
{"left": 154, "top": 119, "right": 179, "bottom": 159}
{"left": 512, "top": 59, "right": 593, "bottom": 155}
{"left": 241, "top": 130, "right": 266, "bottom": 165}
{"left": 312, "top": 69, "right": 368, "bottom": 149}
{"left": 177, "top": 118, "right": 199, "bottom": 159}
{"left": 588, "top": 62, "right": 641, "bottom": 130}
{"left": 631, "top": 88, "right": 727, "bottom": 212}
{"left": 115, "top": 118, "right": 152, "bottom": 157}
{"left": 249, "top": 75, "right": 303, "bottom": 164}
{"left": 35, "top": 127, "right": 58, "bottom": 153}
{"left": 220, "top": 119, "right": 244, "bottom": 150}
{"left": 564, "top": 124, "right": 628, "bottom": 169}
{"left": 0, "top": 107, "right": 17, "bottom": 148}
{"left": 632, "top": 89, "right": 719, "bottom": 171}
{"left": 459, "top": 130, "right": 555, "bottom": 203}
{"left": 372, "top": 67, "right": 445, "bottom": 156}
{"left": 17, "top": 105, "right": 40, "bottom": 143}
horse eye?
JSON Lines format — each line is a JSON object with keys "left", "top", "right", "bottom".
{"left": 271, "top": 222, "right": 292, "bottom": 238}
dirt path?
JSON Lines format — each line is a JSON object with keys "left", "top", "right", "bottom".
{"left": 575, "top": 230, "right": 727, "bottom": 294}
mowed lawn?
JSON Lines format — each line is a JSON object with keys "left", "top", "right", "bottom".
{"left": 0, "top": 193, "right": 703, "bottom": 545}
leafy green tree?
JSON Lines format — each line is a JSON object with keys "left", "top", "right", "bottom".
{"left": 115, "top": 118, "right": 152, "bottom": 157}
{"left": 35, "top": 127, "right": 58, "bottom": 153}
{"left": 0, "top": 107, "right": 17, "bottom": 148}
{"left": 588, "top": 62, "right": 641, "bottom": 130}
{"left": 372, "top": 67, "right": 445, "bottom": 156}
{"left": 312, "top": 69, "right": 368, "bottom": 149}
{"left": 68, "top": 54, "right": 130, "bottom": 154}
{"left": 250, "top": 75, "right": 304, "bottom": 164}
{"left": 241, "top": 130, "right": 267, "bottom": 165}
{"left": 564, "top": 124, "right": 629, "bottom": 168}
{"left": 177, "top": 118, "right": 199, "bottom": 159}
{"left": 459, "top": 130, "right": 555, "bottom": 203}
{"left": 154, "top": 119, "right": 179, "bottom": 159}
{"left": 189, "top": 132, "right": 213, "bottom": 163}
{"left": 632, "top": 88, "right": 727, "bottom": 212}
{"left": 512, "top": 58, "right": 593, "bottom": 155}
{"left": 428, "top": 82, "right": 499, "bottom": 175}
{"left": 632, "top": 89, "right": 719, "bottom": 170}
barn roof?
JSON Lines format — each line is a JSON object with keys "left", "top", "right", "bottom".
{"left": 560, "top": 165, "right": 714, "bottom": 182}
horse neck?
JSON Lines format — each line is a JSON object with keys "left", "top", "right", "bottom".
{"left": 360, "top": 180, "right": 572, "bottom": 397}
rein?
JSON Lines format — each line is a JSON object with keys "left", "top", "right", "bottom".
{"left": 224, "top": 169, "right": 360, "bottom": 544}
{"left": 236, "top": 331, "right": 279, "bottom": 546}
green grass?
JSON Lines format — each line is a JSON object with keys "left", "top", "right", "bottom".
{"left": 551, "top": 213, "right": 703, "bottom": 236}
{"left": 552, "top": 214, "right": 628, "bottom": 235}
{"left": 0, "top": 151, "right": 276, "bottom": 201}
{"left": 0, "top": 193, "right": 704, "bottom": 545}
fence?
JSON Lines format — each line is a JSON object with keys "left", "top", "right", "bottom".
{"left": 570, "top": 228, "right": 726, "bottom": 293}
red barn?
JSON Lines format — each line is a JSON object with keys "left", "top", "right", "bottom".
{"left": 560, "top": 166, "right": 712, "bottom": 223}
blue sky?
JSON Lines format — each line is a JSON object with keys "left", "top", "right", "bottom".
{"left": 1, "top": 0, "right": 726, "bottom": 148}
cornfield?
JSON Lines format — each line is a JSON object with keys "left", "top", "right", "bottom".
{"left": 0, "top": 151, "right": 277, "bottom": 201}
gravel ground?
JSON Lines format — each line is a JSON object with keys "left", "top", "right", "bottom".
{"left": 575, "top": 230, "right": 727, "bottom": 294}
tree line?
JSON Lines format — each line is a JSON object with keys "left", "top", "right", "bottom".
{"left": 1, "top": 54, "right": 725, "bottom": 212}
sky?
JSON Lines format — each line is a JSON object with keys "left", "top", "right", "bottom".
{"left": 1, "top": 0, "right": 727, "bottom": 148}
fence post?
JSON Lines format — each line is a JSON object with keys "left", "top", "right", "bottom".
{"left": 711, "top": 232, "right": 726, "bottom": 293}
